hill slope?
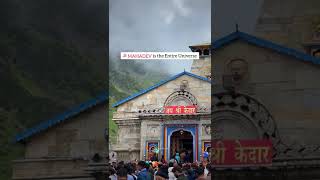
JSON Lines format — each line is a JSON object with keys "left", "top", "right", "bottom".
{"left": 108, "top": 58, "right": 169, "bottom": 143}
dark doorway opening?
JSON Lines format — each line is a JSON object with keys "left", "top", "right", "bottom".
{"left": 170, "top": 130, "right": 193, "bottom": 162}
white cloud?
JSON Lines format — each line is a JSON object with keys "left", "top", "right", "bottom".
{"left": 173, "top": 0, "right": 191, "bottom": 17}
{"left": 110, "top": 0, "right": 210, "bottom": 73}
{"left": 162, "top": 10, "right": 176, "bottom": 25}
{"left": 160, "top": 0, "right": 191, "bottom": 25}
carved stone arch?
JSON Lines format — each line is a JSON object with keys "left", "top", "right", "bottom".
{"left": 212, "top": 110, "right": 262, "bottom": 140}
{"left": 212, "top": 92, "right": 282, "bottom": 155}
{"left": 164, "top": 90, "right": 198, "bottom": 107}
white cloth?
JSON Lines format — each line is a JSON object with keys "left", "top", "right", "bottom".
{"left": 154, "top": 171, "right": 158, "bottom": 180}
{"left": 204, "top": 168, "right": 209, "bottom": 177}
{"left": 109, "top": 174, "right": 117, "bottom": 180}
{"left": 168, "top": 167, "right": 176, "bottom": 180}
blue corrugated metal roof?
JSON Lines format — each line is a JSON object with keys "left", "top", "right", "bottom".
{"left": 15, "top": 92, "right": 107, "bottom": 143}
{"left": 112, "top": 71, "right": 211, "bottom": 107}
{"left": 213, "top": 31, "right": 320, "bottom": 64}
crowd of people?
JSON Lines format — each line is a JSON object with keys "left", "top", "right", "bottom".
{"left": 107, "top": 159, "right": 212, "bottom": 180}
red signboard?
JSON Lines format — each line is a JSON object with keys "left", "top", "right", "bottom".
{"left": 211, "top": 140, "right": 273, "bottom": 167}
{"left": 164, "top": 106, "right": 196, "bottom": 114}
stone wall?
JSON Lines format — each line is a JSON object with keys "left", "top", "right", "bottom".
{"left": 24, "top": 104, "right": 107, "bottom": 159}
{"left": 12, "top": 158, "right": 93, "bottom": 180}
{"left": 201, "top": 119, "right": 211, "bottom": 141}
{"left": 140, "top": 120, "right": 161, "bottom": 160}
{"left": 110, "top": 118, "right": 141, "bottom": 161}
{"left": 115, "top": 75, "right": 211, "bottom": 113}
{"left": 255, "top": 0, "right": 320, "bottom": 50}
{"left": 13, "top": 104, "right": 108, "bottom": 179}
{"left": 191, "top": 56, "right": 211, "bottom": 78}
{"left": 212, "top": 40, "right": 320, "bottom": 148}
{"left": 112, "top": 74, "right": 211, "bottom": 160}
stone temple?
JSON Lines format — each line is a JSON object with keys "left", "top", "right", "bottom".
{"left": 111, "top": 44, "right": 212, "bottom": 162}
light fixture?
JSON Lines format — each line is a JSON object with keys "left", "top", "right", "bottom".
{"left": 180, "top": 130, "right": 184, "bottom": 135}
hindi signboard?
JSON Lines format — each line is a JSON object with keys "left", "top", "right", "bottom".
{"left": 164, "top": 105, "right": 196, "bottom": 114}
{"left": 211, "top": 140, "right": 272, "bottom": 167}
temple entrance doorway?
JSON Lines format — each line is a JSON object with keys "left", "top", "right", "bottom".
{"left": 170, "top": 130, "right": 193, "bottom": 162}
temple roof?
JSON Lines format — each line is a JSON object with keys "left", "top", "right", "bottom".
{"left": 189, "top": 42, "right": 211, "bottom": 47}
{"left": 213, "top": 31, "right": 320, "bottom": 64}
{"left": 15, "top": 92, "right": 107, "bottom": 143}
{"left": 112, "top": 71, "right": 211, "bottom": 107}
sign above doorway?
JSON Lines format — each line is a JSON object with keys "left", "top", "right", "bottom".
{"left": 164, "top": 105, "right": 197, "bottom": 114}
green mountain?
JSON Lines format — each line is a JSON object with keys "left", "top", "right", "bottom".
{"left": 108, "top": 58, "right": 169, "bottom": 143}
{"left": 0, "top": 1, "right": 107, "bottom": 179}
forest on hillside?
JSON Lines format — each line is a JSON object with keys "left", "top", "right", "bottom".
{"left": 108, "top": 58, "right": 169, "bottom": 143}
{"left": 0, "top": 0, "right": 168, "bottom": 179}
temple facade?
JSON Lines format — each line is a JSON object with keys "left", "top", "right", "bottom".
{"left": 111, "top": 44, "right": 212, "bottom": 161}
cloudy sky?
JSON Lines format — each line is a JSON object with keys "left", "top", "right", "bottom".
{"left": 109, "top": 0, "right": 210, "bottom": 74}
{"left": 109, "top": 0, "right": 263, "bottom": 74}
{"left": 212, "top": 0, "right": 263, "bottom": 38}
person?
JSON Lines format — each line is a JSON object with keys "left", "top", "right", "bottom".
{"left": 148, "top": 163, "right": 155, "bottom": 180}
{"left": 155, "top": 164, "right": 169, "bottom": 180}
{"left": 150, "top": 153, "right": 158, "bottom": 162}
{"left": 109, "top": 167, "right": 117, "bottom": 180}
{"left": 137, "top": 161, "right": 152, "bottom": 180}
{"left": 160, "top": 155, "right": 166, "bottom": 164}
{"left": 182, "top": 164, "right": 194, "bottom": 180}
{"left": 117, "top": 167, "right": 128, "bottom": 180}
{"left": 206, "top": 164, "right": 213, "bottom": 180}
{"left": 194, "top": 167, "right": 206, "bottom": 180}
{"left": 168, "top": 161, "right": 177, "bottom": 180}
{"left": 111, "top": 161, "right": 117, "bottom": 168}
{"left": 187, "top": 150, "right": 192, "bottom": 162}
{"left": 180, "top": 151, "right": 186, "bottom": 163}
{"left": 126, "top": 163, "right": 137, "bottom": 180}
{"left": 174, "top": 151, "right": 180, "bottom": 163}
{"left": 183, "top": 152, "right": 188, "bottom": 163}
{"left": 202, "top": 151, "right": 209, "bottom": 162}
{"left": 202, "top": 160, "right": 209, "bottom": 178}
{"left": 173, "top": 166, "right": 188, "bottom": 180}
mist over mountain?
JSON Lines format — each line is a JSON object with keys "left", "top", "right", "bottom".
{"left": 108, "top": 54, "right": 170, "bottom": 143}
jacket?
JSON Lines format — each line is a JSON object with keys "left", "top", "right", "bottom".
{"left": 137, "top": 168, "right": 152, "bottom": 180}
